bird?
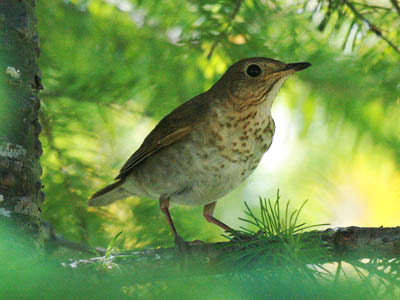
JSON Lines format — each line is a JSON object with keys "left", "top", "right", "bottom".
{"left": 89, "top": 57, "right": 311, "bottom": 246}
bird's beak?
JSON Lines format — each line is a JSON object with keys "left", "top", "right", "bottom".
{"left": 263, "top": 62, "right": 311, "bottom": 80}
{"left": 285, "top": 62, "right": 312, "bottom": 72}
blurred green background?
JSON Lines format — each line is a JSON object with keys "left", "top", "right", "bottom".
{"left": 37, "top": 0, "right": 400, "bottom": 250}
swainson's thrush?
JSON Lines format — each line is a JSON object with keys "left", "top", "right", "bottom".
{"left": 89, "top": 57, "right": 311, "bottom": 245}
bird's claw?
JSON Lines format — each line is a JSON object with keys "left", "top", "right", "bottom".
{"left": 174, "top": 235, "right": 205, "bottom": 250}
{"left": 229, "top": 230, "right": 264, "bottom": 242}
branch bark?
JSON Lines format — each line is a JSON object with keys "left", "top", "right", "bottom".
{"left": 63, "top": 226, "right": 400, "bottom": 283}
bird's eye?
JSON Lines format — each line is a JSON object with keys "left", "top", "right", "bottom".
{"left": 246, "top": 64, "right": 262, "bottom": 77}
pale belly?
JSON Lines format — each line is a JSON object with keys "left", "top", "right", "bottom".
{"left": 123, "top": 114, "right": 275, "bottom": 206}
{"left": 125, "top": 140, "right": 265, "bottom": 206}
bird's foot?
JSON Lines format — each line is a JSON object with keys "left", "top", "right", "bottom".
{"left": 229, "top": 230, "right": 264, "bottom": 242}
{"left": 174, "top": 235, "right": 205, "bottom": 250}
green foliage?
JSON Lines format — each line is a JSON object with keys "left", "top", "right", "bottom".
{"left": 238, "top": 191, "right": 329, "bottom": 236}
{"left": 2, "top": 197, "right": 399, "bottom": 299}
{"left": 222, "top": 192, "right": 330, "bottom": 274}
{"left": 36, "top": 0, "right": 400, "bottom": 251}
{"left": 220, "top": 193, "right": 331, "bottom": 284}
{"left": 105, "top": 230, "right": 122, "bottom": 257}
{"left": 2, "top": 0, "right": 399, "bottom": 298}
{"left": 312, "top": 0, "right": 400, "bottom": 53}
{"left": 93, "top": 196, "right": 400, "bottom": 299}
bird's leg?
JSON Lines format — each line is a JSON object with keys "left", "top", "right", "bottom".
{"left": 203, "top": 202, "right": 234, "bottom": 232}
{"left": 159, "top": 196, "right": 186, "bottom": 246}
{"left": 204, "top": 202, "right": 258, "bottom": 241}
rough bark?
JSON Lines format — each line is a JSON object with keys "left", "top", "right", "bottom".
{"left": 0, "top": 0, "right": 43, "bottom": 233}
{"left": 64, "top": 226, "right": 400, "bottom": 284}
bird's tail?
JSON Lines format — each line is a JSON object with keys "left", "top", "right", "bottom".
{"left": 88, "top": 180, "right": 130, "bottom": 206}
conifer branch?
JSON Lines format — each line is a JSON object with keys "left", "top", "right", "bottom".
{"left": 63, "top": 226, "right": 400, "bottom": 282}
{"left": 343, "top": 0, "right": 400, "bottom": 54}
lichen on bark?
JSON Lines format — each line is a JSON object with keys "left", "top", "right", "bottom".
{"left": 0, "top": 0, "right": 43, "bottom": 230}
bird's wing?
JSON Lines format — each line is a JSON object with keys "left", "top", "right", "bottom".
{"left": 115, "top": 93, "right": 210, "bottom": 180}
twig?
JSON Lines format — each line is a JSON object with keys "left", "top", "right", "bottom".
{"left": 390, "top": 0, "right": 400, "bottom": 17}
{"left": 43, "top": 220, "right": 106, "bottom": 255}
{"left": 49, "top": 235, "right": 106, "bottom": 255}
{"left": 343, "top": 0, "right": 400, "bottom": 54}
{"left": 207, "top": 0, "right": 243, "bottom": 59}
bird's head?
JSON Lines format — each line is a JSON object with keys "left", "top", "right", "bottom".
{"left": 211, "top": 57, "right": 311, "bottom": 111}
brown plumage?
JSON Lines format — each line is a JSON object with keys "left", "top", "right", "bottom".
{"left": 89, "top": 57, "right": 311, "bottom": 246}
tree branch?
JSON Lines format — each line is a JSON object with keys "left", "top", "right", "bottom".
{"left": 343, "top": 0, "right": 400, "bottom": 54}
{"left": 43, "top": 221, "right": 106, "bottom": 255}
{"left": 63, "top": 226, "right": 400, "bottom": 283}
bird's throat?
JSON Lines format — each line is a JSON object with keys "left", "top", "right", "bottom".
{"left": 233, "top": 77, "right": 288, "bottom": 113}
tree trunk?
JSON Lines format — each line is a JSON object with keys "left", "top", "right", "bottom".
{"left": 0, "top": 0, "right": 43, "bottom": 235}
